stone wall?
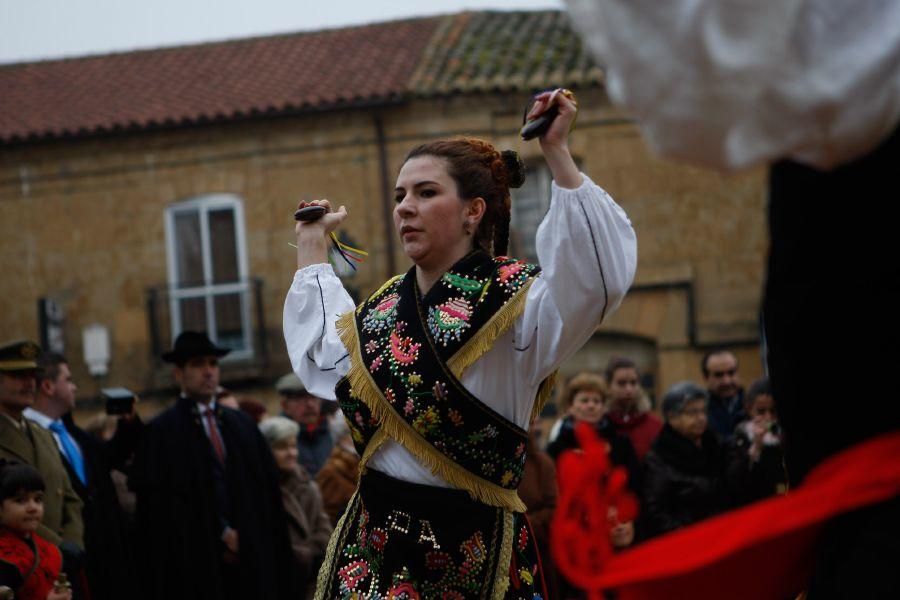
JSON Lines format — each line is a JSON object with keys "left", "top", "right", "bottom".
{"left": 0, "top": 88, "right": 766, "bottom": 414}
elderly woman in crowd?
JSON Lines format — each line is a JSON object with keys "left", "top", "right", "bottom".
{"left": 258, "top": 416, "right": 332, "bottom": 598}
{"left": 642, "top": 382, "right": 731, "bottom": 539}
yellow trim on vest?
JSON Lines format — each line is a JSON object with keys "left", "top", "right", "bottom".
{"left": 357, "top": 428, "right": 387, "bottom": 474}
{"left": 314, "top": 488, "right": 359, "bottom": 599}
{"left": 356, "top": 274, "right": 404, "bottom": 315}
{"left": 446, "top": 278, "right": 533, "bottom": 378}
{"left": 443, "top": 277, "right": 558, "bottom": 424}
{"left": 491, "top": 511, "right": 515, "bottom": 599}
{"left": 337, "top": 310, "right": 528, "bottom": 513}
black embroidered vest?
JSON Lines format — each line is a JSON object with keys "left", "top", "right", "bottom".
{"left": 335, "top": 251, "right": 555, "bottom": 512}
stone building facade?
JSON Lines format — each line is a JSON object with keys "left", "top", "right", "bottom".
{"left": 0, "top": 11, "right": 766, "bottom": 413}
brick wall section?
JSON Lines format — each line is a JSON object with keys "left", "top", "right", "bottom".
{"left": 0, "top": 88, "right": 766, "bottom": 412}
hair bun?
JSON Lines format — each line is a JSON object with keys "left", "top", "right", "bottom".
{"left": 501, "top": 150, "right": 526, "bottom": 189}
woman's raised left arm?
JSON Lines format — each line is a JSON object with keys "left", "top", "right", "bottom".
{"left": 516, "top": 92, "right": 637, "bottom": 384}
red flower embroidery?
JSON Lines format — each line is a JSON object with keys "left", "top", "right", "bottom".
{"left": 390, "top": 330, "right": 421, "bottom": 365}
{"left": 517, "top": 525, "right": 529, "bottom": 551}
{"left": 498, "top": 261, "right": 525, "bottom": 283}
{"left": 387, "top": 582, "right": 420, "bottom": 599}
{"left": 338, "top": 559, "right": 369, "bottom": 591}
{"left": 461, "top": 532, "right": 486, "bottom": 563}
{"left": 448, "top": 408, "right": 464, "bottom": 426}
{"left": 369, "top": 527, "right": 388, "bottom": 551}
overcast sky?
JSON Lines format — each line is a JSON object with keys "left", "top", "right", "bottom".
{"left": 0, "top": 0, "right": 565, "bottom": 64}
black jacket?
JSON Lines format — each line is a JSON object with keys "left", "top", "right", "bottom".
{"left": 642, "top": 424, "right": 731, "bottom": 538}
{"left": 129, "top": 397, "right": 295, "bottom": 600}
{"left": 296, "top": 416, "right": 333, "bottom": 477}
{"left": 546, "top": 415, "right": 643, "bottom": 496}
{"left": 706, "top": 389, "right": 746, "bottom": 442}
{"left": 61, "top": 414, "right": 136, "bottom": 600}
{"left": 726, "top": 422, "right": 788, "bottom": 505}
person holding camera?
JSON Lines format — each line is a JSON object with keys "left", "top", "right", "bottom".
{"left": 727, "top": 377, "right": 787, "bottom": 506}
{"left": 284, "top": 90, "right": 636, "bottom": 598}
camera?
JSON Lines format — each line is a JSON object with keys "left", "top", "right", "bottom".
{"left": 101, "top": 387, "right": 136, "bottom": 416}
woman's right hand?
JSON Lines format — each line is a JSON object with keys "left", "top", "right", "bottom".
{"left": 294, "top": 199, "right": 349, "bottom": 270}
{"left": 294, "top": 199, "right": 348, "bottom": 239}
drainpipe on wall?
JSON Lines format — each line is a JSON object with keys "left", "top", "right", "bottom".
{"left": 373, "top": 114, "right": 397, "bottom": 278}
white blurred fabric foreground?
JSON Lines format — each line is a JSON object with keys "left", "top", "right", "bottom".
{"left": 564, "top": 0, "right": 900, "bottom": 170}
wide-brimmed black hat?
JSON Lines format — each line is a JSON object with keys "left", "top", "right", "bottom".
{"left": 162, "top": 331, "right": 230, "bottom": 363}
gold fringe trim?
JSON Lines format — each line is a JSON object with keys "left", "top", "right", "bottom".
{"left": 491, "top": 511, "right": 515, "bottom": 600}
{"left": 443, "top": 275, "right": 558, "bottom": 426}
{"left": 314, "top": 488, "right": 360, "bottom": 600}
{"left": 530, "top": 370, "right": 559, "bottom": 423}
{"left": 336, "top": 310, "right": 527, "bottom": 513}
{"left": 447, "top": 278, "right": 535, "bottom": 379}
{"left": 357, "top": 428, "right": 387, "bottom": 474}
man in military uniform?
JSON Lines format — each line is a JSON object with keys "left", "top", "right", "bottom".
{"left": 0, "top": 340, "right": 84, "bottom": 553}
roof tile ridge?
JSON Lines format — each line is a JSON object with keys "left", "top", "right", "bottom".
{"left": 408, "top": 12, "right": 473, "bottom": 96}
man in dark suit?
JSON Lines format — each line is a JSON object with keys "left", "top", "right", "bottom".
{"left": 26, "top": 352, "right": 134, "bottom": 600}
{"left": 0, "top": 341, "right": 84, "bottom": 559}
{"left": 129, "top": 331, "right": 294, "bottom": 600}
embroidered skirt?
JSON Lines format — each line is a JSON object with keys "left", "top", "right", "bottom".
{"left": 315, "top": 469, "right": 547, "bottom": 599}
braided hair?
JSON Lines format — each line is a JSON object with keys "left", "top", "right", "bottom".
{"left": 404, "top": 137, "right": 526, "bottom": 256}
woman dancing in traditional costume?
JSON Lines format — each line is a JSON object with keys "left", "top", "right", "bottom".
{"left": 283, "top": 90, "right": 636, "bottom": 599}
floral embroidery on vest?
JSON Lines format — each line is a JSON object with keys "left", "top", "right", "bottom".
{"left": 336, "top": 251, "right": 544, "bottom": 504}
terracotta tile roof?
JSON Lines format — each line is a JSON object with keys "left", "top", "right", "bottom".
{"left": 0, "top": 10, "right": 601, "bottom": 144}
{"left": 0, "top": 17, "right": 440, "bottom": 143}
{"left": 409, "top": 11, "right": 602, "bottom": 96}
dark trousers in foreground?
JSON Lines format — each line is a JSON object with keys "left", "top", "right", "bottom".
{"left": 765, "top": 126, "right": 900, "bottom": 599}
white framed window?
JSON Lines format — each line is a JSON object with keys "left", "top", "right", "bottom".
{"left": 164, "top": 194, "right": 253, "bottom": 360}
{"left": 510, "top": 163, "right": 553, "bottom": 262}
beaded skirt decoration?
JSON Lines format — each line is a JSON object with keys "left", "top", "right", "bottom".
{"left": 315, "top": 469, "right": 547, "bottom": 599}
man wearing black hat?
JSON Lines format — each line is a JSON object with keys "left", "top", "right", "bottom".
{"left": 129, "top": 332, "right": 294, "bottom": 600}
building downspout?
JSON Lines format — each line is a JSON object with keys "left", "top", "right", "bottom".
{"left": 627, "top": 281, "right": 760, "bottom": 349}
{"left": 373, "top": 114, "right": 396, "bottom": 278}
